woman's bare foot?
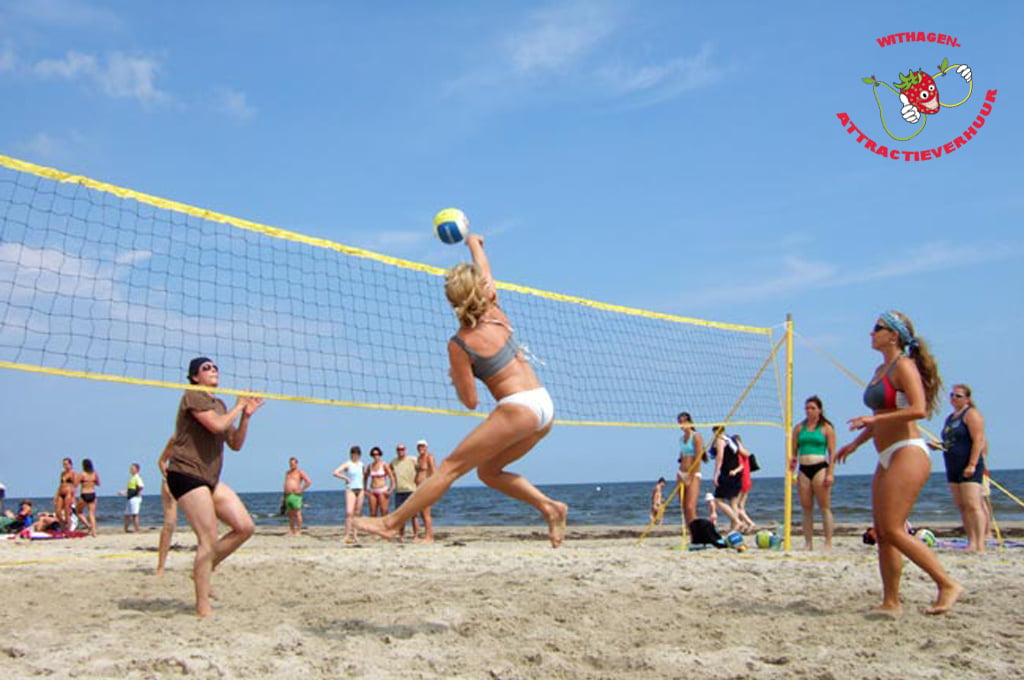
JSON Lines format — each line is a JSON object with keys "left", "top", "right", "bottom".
{"left": 867, "top": 603, "right": 903, "bottom": 619}
{"left": 353, "top": 516, "right": 397, "bottom": 541}
{"left": 926, "top": 582, "right": 964, "bottom": 615}
{"left": 544, "top": 502, "right": 568, "bottom": 548}
{"left": 196, "top": 599, "right": 213, "bottom": 618}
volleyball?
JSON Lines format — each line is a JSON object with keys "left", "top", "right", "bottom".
{"left": 434, "top": 207, "right": 470, "bottom": 244}
{"left": 726, "top": 531, "right": 744, "bottom": 548}
{"left": 755, "top": 530, "right": 779, "bottom": 550}
{"left": 917, "top": 528, "right": 937, "bottom": 547}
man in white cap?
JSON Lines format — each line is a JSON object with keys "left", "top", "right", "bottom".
{"left": 414, "top": 439, "right": 436, "bottom": 543}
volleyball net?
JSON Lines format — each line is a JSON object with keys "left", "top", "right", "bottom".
{"left": 0, "top": 154, "right": 787, "bottom": 429}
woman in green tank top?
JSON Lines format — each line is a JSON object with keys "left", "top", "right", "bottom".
{"left": 789, "top": 396, "right": 835, "bottom": 551}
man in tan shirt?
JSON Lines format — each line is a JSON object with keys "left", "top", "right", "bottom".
{"left": 389, "top": 443, "right": 418, "bottom": 541}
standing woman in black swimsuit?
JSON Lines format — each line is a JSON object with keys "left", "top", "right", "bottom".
{"left": 356, "top": 233, "right": 568, "bottom": 547}
{"left": 77, "top": 459, "right": 101, "bottom": 537}
{"left": 55, "top": 457, "right": 77, "bottom": 532}
{"left": 165, "top": 357, "right": 263, "bottom": 617}
{"left": 836, "top": 311, "right": 962, "bottom": 615}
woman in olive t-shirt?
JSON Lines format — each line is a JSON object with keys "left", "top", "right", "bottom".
{"left": 166, "top": 356, "right": 263, "bottom": 618}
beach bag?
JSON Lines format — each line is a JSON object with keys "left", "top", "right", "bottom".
{"left": 748, "top": 454, "right": 760, "bottom": 472}
{"left": 688, "top": 519, "right": 726, "bottom": 548}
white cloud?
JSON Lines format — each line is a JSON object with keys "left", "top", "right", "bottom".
{"left": 13, "top": 129, "right": 95, "bottom": 165}
{"left": 833, "top": 241, "right": 1000, "bottom": 286}
{"left": 0, "top": 43, "right": 15, "bottom": 72}
{"left": 15, "top": 132, "right": 62, "bottom": 160}
{"left": 0, "top": 243, "right": 116, "bottom": 302}
{"left": 98, "top": 52, "right": 165, "bottom": 102}
{"left": 213, "top": 88, "right": 257, "bottom": 120}
{"left": 504, "top": 1, "right": 616, "bottom": 75}
{"left": 33, "top": 50, "right": 97, "bottom": 79}
{"left": 3, "top": 0, "right": 123, "bottom": 31}
{"left": 32, "top": 50, "right": 168, "bottom": 104}
{"left": 690, "top": 255, "right": 835, "bottom": 307}
{"left": 114, "top": 251, "right": 153, "bottom": 266}
{"left": 446, "top": 2, "right": 721, "bottom": 107}
{"left": 597, "top": 43, "right": 723, "bottom": 103}
{"left": 686, "top": 240, "right": 1023, "bottom": 309}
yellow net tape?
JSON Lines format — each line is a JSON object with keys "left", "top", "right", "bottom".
{"left": 0, "top": 153, "right": 785, "bottom": 427}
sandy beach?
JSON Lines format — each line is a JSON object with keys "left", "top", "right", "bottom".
{"left": 2, "top": 523, "right": 1022, "bottom": 679}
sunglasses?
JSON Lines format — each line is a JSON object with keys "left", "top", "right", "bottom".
{"left": 950, "top": 392, "right": 967, "bottom": 399}
{"left": 371, "top": 452, "right": 382, "bottom": 456}
{"left": 872, "top": 324, "right": 888, "bottom": 333}
{"left": 397, "top": 447, "right": 406, "bottom": 451}
{"left": 200, "top": 363, "right": 219, "bottom": 372}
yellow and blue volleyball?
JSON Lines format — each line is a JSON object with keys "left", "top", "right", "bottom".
{"left": 917, "top": 528, "right": 936, "bottom": 548}
{"left": 434, "top": 208, "right": 470, "bottom": 244}
{"left": 755, "top": 529, "right": 779, "bottom": 549}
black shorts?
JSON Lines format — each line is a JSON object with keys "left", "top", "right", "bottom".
{"left": 394, "top": 491, "right": 413, "bottom": 508}
{"left": 166, "top": 471, "right": 217, "bottom": 500}
{"left": 943, "top": 450, "right": 985, "bottom": 484}
{"left": 714, "top": 475, "right": 742, "bottom": 500}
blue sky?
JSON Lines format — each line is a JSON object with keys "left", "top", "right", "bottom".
{"left": 1, "top": 1, "right": 1021, "bottom": 498}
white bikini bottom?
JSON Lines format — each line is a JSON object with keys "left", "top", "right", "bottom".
{"left": 877, "top": 438, "right": 929, "bottom": 469}
{"left": 497, "top": 387, "right": 554, "bottom": 431}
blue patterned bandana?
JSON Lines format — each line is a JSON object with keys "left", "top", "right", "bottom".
{"left": 879, "top": 311, "right": 918, "bottom": 351}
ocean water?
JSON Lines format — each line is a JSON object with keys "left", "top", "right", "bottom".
{"left": 9, "top": 469, "right": 1022, "bottom": 531}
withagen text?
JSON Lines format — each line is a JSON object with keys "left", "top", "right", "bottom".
{"left": 877, "top": 32, "right": 961, "bottom": 48}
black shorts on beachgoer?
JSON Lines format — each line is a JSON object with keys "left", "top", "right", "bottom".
{"left": 943, "top": 449, "right": 985, "bottom": 484}
{"left": 166, "top": 471, "right": 217, "bottom": 500}
{"left": 394, "top": 491, "right": 412, "bottom": 508}
{"left": 714, "top": 475, "right": 741, "bottom": 500}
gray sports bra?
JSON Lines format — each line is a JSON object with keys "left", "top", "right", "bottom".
{"left": 450, "top": 319, "right": 522, "bottom": 381}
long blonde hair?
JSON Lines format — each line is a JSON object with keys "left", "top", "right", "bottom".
{"left": 889, "top": 310, "right": 942, "bottom": 418}
{"left": 445, "top": 263, "right": 491, "bottom": 328}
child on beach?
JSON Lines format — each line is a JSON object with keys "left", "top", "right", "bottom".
{"left": 650, "top": 478, "right": 666, "bottom": 526}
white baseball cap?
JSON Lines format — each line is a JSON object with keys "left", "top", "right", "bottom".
{"left": 416, "top": 439, "right": 428, "bottom": 447}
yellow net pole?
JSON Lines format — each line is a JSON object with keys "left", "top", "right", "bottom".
{"left": 783, "top": 314, "right": 795, "bottom": 551}
{"left": 681, "top": 484, "right": 688, "bottom": 547}
{"left": 988, "top": 495, "right": 1003, "bottom": 551}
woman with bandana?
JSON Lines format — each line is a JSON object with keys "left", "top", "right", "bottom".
{"left": 836, "top": 311, "right": 962, "bottom": 616}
